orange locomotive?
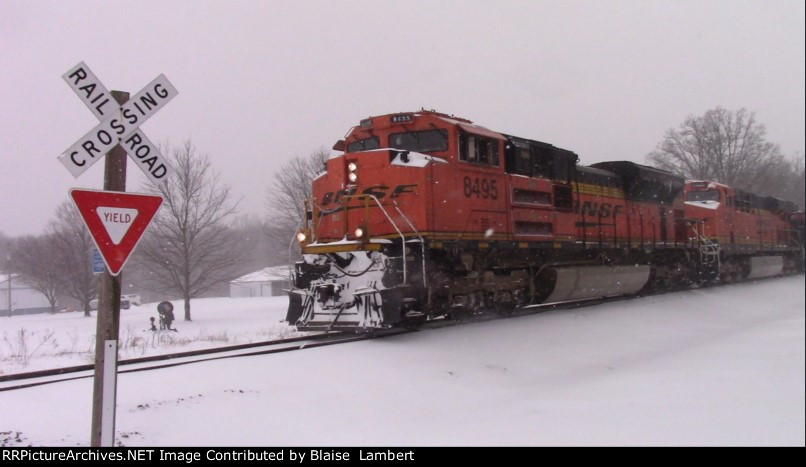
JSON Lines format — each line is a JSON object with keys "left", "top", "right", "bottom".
{"left": 287, "top": 110, "right": 803, "bottom": 331}
{"left": 684, "top": 181, "right": 803, "bottom": 281}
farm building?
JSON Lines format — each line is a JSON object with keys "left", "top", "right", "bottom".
{"left": 229, "top": 266, "right": 292, "bottom": 298}
{"left": 0, "top": 274, "right": 52, "bottom": 316}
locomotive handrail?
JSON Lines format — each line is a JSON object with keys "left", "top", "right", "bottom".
{"left": 339, "top": 193, "right": 409, "bottom": 285}
{"left": 690, "top": 221, "right": 721, "bottom": 275}
{"left": 392, "top": 200, "right": 428, "bottom": 289}
{"left": 303, "top": 193, "right": 423, "bottom": 287}
{"left": 303, "top": 199, "right": 341, "bottom": 244}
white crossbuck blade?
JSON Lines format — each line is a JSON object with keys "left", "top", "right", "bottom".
{"left": 58, "top": 61, "right": 177, "bottom": 184}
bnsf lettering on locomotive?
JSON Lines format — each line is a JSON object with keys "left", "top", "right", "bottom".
{"left": 361, "top": 185, "right": 390, "bottom": 199}
{"left": 463, "top": 176, "right": 498, "bottom": 200}
{"left": 321, "top": 184, "right": 419, "bottom": 205}
{"left": 390, "top": 184, "right": 417, "bottom": 198}
{"left": 573, "top": 201, "right": 623, "bottom": 218}
{"left": 332, "top": 186, "right": 358, "bottom": 204}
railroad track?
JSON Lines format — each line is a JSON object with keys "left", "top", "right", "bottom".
{"left": 1, "top": 276, "right": 790, "bottom": 392}
{"left": 0, "top": 296, "right": 603, "bottom": 392}
{"left": 0, "top": 328, "right": 410, "bottom": 392}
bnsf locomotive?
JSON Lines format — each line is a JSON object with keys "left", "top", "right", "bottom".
{"left": 286, "top": 110, "right": 804, "bottom": 331}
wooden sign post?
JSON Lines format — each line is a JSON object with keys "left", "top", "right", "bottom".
{"left": 59, "top": 63, "right": 177, "bottom": 446}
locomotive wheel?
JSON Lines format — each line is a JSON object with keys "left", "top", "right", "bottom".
{"left": 402, "top": 315, "right": 426, "bottom": 330}
{"left": 494, "top": 300, "right": 517, "bottom": 316}
{"left": 448, "top": 305, "right": 472, "bottom": 321}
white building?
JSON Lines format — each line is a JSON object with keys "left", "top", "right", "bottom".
{"left": 0, "top": 274, "right": 52, "bottom": 316}
{"left": 229, "top": 266, "right": 292, "bottom": 298}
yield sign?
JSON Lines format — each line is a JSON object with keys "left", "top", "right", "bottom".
{"left": 70, "top": 188, "right": 163, "bottom": 276}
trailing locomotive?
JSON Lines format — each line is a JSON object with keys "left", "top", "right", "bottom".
{"left": 286, "top": 110, "right": 804, "bottom": 331}
{"left": 684, "top": 181, "right": 803, "bottom": 281}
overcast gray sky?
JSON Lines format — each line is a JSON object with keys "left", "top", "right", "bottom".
{"left": 1, "top": 0, "right": 804, "bottom": 237}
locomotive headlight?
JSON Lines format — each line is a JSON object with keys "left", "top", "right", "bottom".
{"left": 347, "top": 161, "right": 358, "bottom": 183}
{"left": 296, "top": 231, "right": 308, "bottom": 244}
{"left": 355, "top": 227, "right": 365, "bottom": 238}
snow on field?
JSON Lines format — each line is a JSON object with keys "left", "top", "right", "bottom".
{"left": 0, "top": 296, "right": 300, "bottom": 375}
{"left": 1, "top": 275, "right": 804, "bottom": 447}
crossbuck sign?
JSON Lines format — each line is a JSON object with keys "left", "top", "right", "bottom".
{"left": 58, "top": 62, "right": 177, "bottom": 184}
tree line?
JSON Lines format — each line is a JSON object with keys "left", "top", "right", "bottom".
{"left": 2, "top": 143, "right": 274, "bottom": 319}
{"left": 2, "top": 107, "right": 803, "bottom": 318}
{"left": 647, "top": 107, "right": 804, "bottom": 208}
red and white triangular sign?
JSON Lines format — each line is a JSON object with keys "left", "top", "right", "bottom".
{"left": 69, "top": 188, "right": 163, "bottom": 276}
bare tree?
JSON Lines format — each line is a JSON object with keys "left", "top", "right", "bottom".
{"left": 230, "top": 213, "right": 275, "bottom": 274}
{"left": 0, "top": 231, "right": 10, "bottom": 269}
{"left": 9, "top": 234, "right": 62, "bottom": 313}
{"left": 135, "top": 141, "right": 244, "bottom": 321}
{"left": 264, "top": 148, "right": 329, "bottom": 262}
{"left": 647, "top": 107, "right": 785, "bottom": 193}
{"left": 785, "top": 156, "right": 805, "bottom": 209}
{"left": 48, "top": 201, "right": 98, "bottom": 316}
{"left": 764, "top": 155, "right": 806, "bottom": 209}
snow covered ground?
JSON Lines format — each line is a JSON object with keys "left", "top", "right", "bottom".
{"left": 1, "top": 275, "right": 804, "bottom": 447}
{"left": 0, "top": 296, "right": 300, "bottom": 375}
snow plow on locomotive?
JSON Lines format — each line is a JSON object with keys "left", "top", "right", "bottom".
{"left": 285, "top": 110, "right": 805, "bottom": 332}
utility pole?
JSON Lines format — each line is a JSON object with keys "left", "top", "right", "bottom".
{"left": 90, "top": 90, "right": 128, "bottom": 447}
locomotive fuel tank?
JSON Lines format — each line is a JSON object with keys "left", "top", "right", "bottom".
{"left": 747, "top": 256, "right": 784, "bottom": 279}
{"left": 539, "top": 265, "right": 651, "bottom": 303}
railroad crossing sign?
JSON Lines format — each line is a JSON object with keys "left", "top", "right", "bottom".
{"left": 70, "top": 188, "right": 163, "bottom": 276}
{"left": 59, "top": 62, "right": 177, "bottom": 184}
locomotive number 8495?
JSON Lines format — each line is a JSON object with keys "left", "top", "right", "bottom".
{"left": 286, "top": 110, "right": 805, "bottom": 332}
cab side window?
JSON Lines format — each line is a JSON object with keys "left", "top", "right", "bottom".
{"left": 459, "top": 132, "right": 499, "bottom": 167}
{"left": 505, "top": 140, "right": 532, "bottom": 176}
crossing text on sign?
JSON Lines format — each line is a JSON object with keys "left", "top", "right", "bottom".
{"left": 58, "top": 62, "right": 177, "bottom": 184}
{"left": 62, "top": 74, "right": 177, "bottom": 170}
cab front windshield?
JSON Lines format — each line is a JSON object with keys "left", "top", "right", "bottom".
{"left": 686, "top": 190, "right": 720, "bottom": 202}
{"left": 389, "top": 129, "right": 448, "bottom": 153}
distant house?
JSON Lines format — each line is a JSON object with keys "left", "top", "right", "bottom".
{"left": 0, "top": 274, "right": 52, "bottom": 316}
{"left": 229, "top": 266, "right": 292, "bottom": 298}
